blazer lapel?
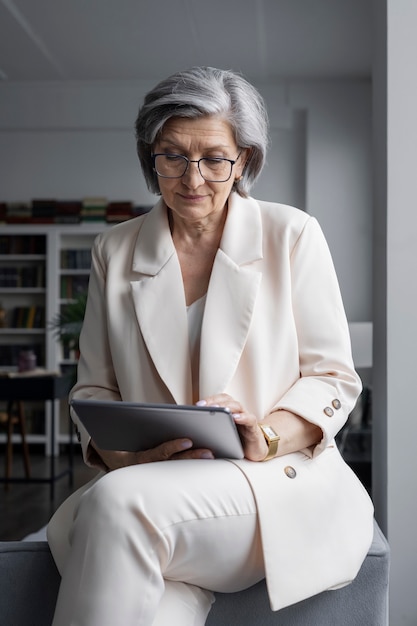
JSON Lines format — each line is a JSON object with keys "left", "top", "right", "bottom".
{"left": 199, "top": 195, "right": 263, "bottom": 397}
{"left": 130, "top": 201, "right": 192, "bottom": 404}
{"left": 129, "top": 195, "right": 263, "bottom": 404}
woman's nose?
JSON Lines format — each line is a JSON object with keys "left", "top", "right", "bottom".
{"left": 182, "top": 160, "right": 205, "bottom": 187}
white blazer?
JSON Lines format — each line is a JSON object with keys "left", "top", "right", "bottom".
{"left": 49, "top": 194, "right": 374, "bottom": 611}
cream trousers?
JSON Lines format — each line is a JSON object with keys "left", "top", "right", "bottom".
{"left": 49, "top": 459, "right": 265, "bottom": 626}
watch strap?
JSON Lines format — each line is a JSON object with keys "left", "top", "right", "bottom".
{"left": 259, "top": 424, "right": 280, "bottom": 461}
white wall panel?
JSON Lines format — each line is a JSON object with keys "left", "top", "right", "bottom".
{"left": 0, "top": 78, "right": 372, "bottom": 321}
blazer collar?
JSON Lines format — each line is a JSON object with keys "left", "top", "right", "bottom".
{"left": 130, "top": 200, "right": 191, "bottom": 404}
{"left": 219, "top": 193, "right": 263, "bottom": 265}
{"left": 131, "top": 194, "right": 263, "bottom": 272}
{"left": 129, "top": 194, "right": 263, "bottom": 403}
{"left": 132, "top": 198, "right": 174, "bottom": 276}
{"left": 199, "top": 194, "right": 263, "bottom": 397}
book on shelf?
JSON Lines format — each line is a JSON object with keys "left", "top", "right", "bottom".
{"left": 0, "top": 235, "right": 46, "bottom": 255}
{"left": 0, "top": 265, "right": 45, "bottom": 288}
{"left": 1, "top": 199, "right": 150, "bottom": 225}
{"left": 60, "top": 274, "right": 89, "bottom": 299}
{"left": 55, "top": 201, "right": 82, "bottom": 224}
{"left": 106, "top": 201, "right": 133, "bottom": 223}
{"left": 26, "top": 306, "right": 36, "bottom": 329}
{"left": 60, "top": 248, "right": 91, "bottom": 270}
{"left": 106, "top": 203, "right": 152, "bottom": 223}
{"left": 31, "top": 199, "right": 57, "bottom": 223}
{"left": 0, "top": 267, "right": 18, "bottom": 287}
{"left": 4, "top": 202, "right": 32, "bottom": 223}
{"left": 81, "top": 197, "right": 107, "bottom": 222}
{"left": 22, "top": 264, "right": 45, "bottom": 288}
{"left": 11, "top": 305, "right": 45, "bottom": 329}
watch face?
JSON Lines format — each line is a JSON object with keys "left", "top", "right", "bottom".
{"left": 263, "top": 425, "right": 277, "bottom": 439}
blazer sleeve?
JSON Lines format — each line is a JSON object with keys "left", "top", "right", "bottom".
{"left": 270, "top": 216, "right": 362, "bottom": 456}
{"left": 69, "top": 233, "right": 121, "bottom": 466}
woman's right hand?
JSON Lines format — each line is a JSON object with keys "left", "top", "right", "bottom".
{"left": 89, "top": 438, "right": 215, "bottom": 471}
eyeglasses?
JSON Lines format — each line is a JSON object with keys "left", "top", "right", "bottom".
{"left": 151, "top": 152, "right": 242, "bottom": 183}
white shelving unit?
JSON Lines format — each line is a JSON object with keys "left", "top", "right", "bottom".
{"left": 0, "top": 223, "right": 109, "bottom": 454}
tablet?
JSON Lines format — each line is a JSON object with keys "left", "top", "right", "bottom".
{"left": 71, "top": 398, "right": 244, "bottom": 459}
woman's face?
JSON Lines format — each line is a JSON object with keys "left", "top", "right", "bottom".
{"left": 153, "top": 116, "right": 246, "bottom": 226}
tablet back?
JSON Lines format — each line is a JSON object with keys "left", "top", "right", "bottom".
{"left": 71, "top": 399, "right": 244, "bottom": 459}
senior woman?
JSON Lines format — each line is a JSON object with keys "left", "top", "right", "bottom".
{"left": 48, "top": 66, "right": 373, "bottom": 625}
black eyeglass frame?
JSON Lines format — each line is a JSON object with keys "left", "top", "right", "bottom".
{"left": 151, "top": 151, "right": 242, "bottom": 183}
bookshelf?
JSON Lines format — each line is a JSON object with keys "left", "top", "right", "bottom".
{"left": 0, "top": 223, "right": 109, "bottom": 454}
{"left": 0, "top": 232, "right": 47, "bottom": 370}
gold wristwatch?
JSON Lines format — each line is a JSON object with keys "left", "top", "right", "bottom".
{"left": 258, "top": 424, "right": 280, "bottom": 461}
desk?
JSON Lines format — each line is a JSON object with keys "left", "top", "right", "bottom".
{"left": 0, "top": 374, "right": 73, "bottom": 499}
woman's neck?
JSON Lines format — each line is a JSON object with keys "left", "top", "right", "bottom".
{"left": 167, "top": 203, "right": 227, "bottom": 248}
{"left": 167, "top": 203, "right": 227, "bottom": 306}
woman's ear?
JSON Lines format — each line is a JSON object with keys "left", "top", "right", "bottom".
{"left": 236, "top": 148, "right": 250, "bottom": 179}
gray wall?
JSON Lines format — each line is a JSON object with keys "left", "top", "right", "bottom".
{"left": 373, "top": 1, "right": 417, "bottom": 624}
{"left": 0, "top": 77, "right": 372, "bottom": 325}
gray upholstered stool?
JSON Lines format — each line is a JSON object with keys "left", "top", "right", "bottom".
{"left": 0, "top": 520, "right": 388, "bottom": 626}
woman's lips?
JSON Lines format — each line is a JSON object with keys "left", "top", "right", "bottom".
{"left": 179, "top": 194, "right": 206, "bottom": 201}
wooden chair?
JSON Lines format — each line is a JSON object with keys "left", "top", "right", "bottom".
{"left": 0, "top": 401, "right": 31, "bottom": 489}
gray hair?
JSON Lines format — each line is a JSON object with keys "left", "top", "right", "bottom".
{"left": 135, "top": 67, "right": 269, "bottom": 198}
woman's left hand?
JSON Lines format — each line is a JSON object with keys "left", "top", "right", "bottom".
{"left": 197, "top": 393, "right": 268, "bottom": 462}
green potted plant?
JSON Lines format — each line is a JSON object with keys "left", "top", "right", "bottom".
{"left": 49, "top": 291, "right": 88, "bottom": 360}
